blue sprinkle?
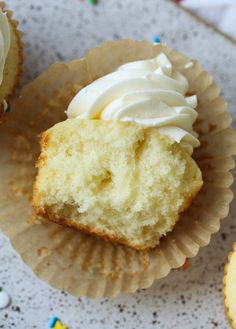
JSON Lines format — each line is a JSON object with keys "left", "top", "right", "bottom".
{"left": 48, "top": 316, "right": 58, "bottom": 328}
{"left": 152, "top": 35, "right": 161, "bottom": 44}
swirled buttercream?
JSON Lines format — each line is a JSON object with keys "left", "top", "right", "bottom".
{"left": 67, "top": 53, "right": 199, "bottom": 154}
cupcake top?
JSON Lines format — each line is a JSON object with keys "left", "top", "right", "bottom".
{"left": 0, "top": 10, "right": 10, "bottom": 93}
{"left": 67, "top": 53, "right": 200, "bottom": 154}
{"left": 224, "top": 243, "right": 236, "bottom": 328}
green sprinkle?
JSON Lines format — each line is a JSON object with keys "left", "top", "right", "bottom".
{"left": 87, "top": 0, "right": 97, "bottom": 5}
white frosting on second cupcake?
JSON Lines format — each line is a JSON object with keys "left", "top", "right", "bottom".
{"left": 0, "top": 11, "right": 10, "bottom": 86}
{"left": 66, "top": 53, "right": 199, "bottom": 154}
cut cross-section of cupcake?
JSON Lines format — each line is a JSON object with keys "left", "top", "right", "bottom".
{"left": 33, "top": 119, "right": 203, "bottom": 250}
{"left": 0, "top": 3, "right": 23, "bottom": 118}
{"left": 223, "top": 243, "right": 236, "bottom": 329}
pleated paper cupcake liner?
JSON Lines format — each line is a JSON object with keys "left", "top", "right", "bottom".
{"left": 0, "top": 40, "right": 235, "bottom": 298}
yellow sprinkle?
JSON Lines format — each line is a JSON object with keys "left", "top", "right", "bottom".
{"left": 54, "top": 321, "right": 67, "bottom": 329}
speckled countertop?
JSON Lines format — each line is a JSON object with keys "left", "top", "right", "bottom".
{"left": 1, "top": 0, "right": 236, "bottom": 328}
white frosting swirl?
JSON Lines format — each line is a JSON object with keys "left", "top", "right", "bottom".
{"left": 67, "top": 53, "right": 199, "bottom": 154}
{"left": 0, "top": 11, "right": 10, "bottom": 86}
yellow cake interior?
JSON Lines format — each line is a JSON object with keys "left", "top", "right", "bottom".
{"left": 33, "top": 119, "right": 203, "bottom": 250}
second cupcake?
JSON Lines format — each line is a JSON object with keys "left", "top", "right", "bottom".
{"left": 0, "top": 3, "right": 23, "bottom": 118}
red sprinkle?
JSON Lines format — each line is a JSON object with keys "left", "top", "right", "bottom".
{"left": 182, "top": 259, "right": 189, "bottom": 270}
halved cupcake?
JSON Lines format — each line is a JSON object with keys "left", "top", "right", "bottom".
{"left": 0, "top": 40, "right": 235, "bottom": 298}
{"left": 33, "top": 52, "right": 203, "bottom": 250}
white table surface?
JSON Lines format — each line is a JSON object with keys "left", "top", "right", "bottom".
{"left": 1, "top": 0, "right": 236, "bottom": 328}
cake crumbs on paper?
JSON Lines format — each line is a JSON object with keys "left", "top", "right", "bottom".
{"left": 37, "top": 246, "right": 51, "bottom": 257}
{"left": 8, "top": 181, "right": 25, "bottom": 197}
{"left": 139, "top": 251, "right": 150, "bottom": 269}
{"left": 27, "top": 214, "right": 39, "bottom": 225}
{"left": 8, "top": 176, "right": 33, "bottom": 198}
{"left": 184, "top": 61, "right": 194, "bottom": 69}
